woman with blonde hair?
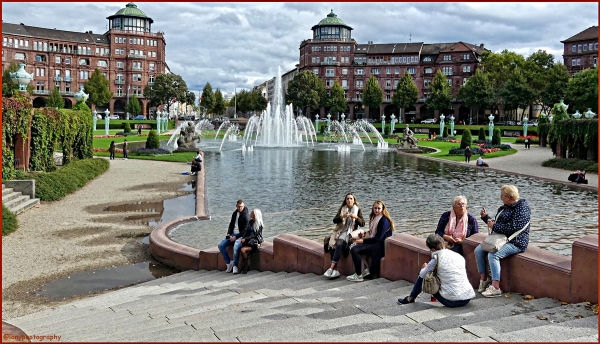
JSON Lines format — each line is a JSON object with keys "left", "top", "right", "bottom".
{"left": 238, "top": 208, "right": 264, "bottom": 274}
{"left": 435, "top": 195, "right": 479, "bottom": 256}
{"left": 347, "top": 200, "right": 394, "bottom": 282}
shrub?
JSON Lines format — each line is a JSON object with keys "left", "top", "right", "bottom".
{"left": 2, "top": 205, "right": 18, "bottom": 236}
{"left": 478, "top": 127, "right": 486, "bottom": 141}
{"left": 542, "top": 158, "right": 598, "bottom": 173}
{"left": 492, "top": 128, "right": 501, "bottom": 145}
{"left": 145, "top": 129, "right": 160, "bottom": 149}
{"left": 124, "top": 122, "right": 132, "bottom": 133}
{"left": 460, "top": 129, "right": 472, "bottom": 149}
{"left": 129, "top": 148, "right": 171, "bottom": 156}
{"left": 443, "top": 126, "right": 449, "bottom": 138}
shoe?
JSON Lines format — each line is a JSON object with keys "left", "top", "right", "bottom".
{"left": 324, "top": 268, "right": 333, "bottom": 278}
{"left": 346, "top": 273, "right": 363, "bottom": 282}
{"left": 481, "top": 285, "right": 502, "bottom": 298}
{"left": 478, "top": 278, "right": 492, "bottom": 293}
{"left": 233, "top": 266, "right": 239, "bottom": 274}
{"left": 362, "top": 268, "right": 370, "bottom": 278}
{"left": 398, "top": 296, "right": 414, "bottom": 305}
{"left": 191, "top": 172, "right": 196, "bottom": 175}
{"left": 225, "top": 262, "right": 234, "bottom": 273}
{"left": 330, "top": 270, "right": 340, "bottom": 279}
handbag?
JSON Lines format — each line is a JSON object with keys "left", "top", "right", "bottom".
{"left": 350, "top": 229, "right": 366, "bottom": 239}
{"left": 481, "top": 221, "right": 530, "bottom": 253}
{"left": 422, "top": 253, "right": 441, "bottom": 295}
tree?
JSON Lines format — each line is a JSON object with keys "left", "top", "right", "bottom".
{"left": 460, "top": 129, "right": 472, "bottom": 149}
{"left": 478, "top": 127, "right": 486, "bottom": 141}
{"left": 125, "top": 95, "right": 141, "bottom": 116}
{"left": 145, "top": 129, "right": 160, "bottom": 149}
{"left": 124, "top": 122, "right": 132, "bottom": 133}
{"left": 539, "top": 64, "right": 570, "bottom": 114}
{"left": 185, "top": 91, "right": 196, "bottom": 111}
{"left": 212, "top": 89, "right": 226, "bottom": 116}
{"left": 457, "top": 69, "right": 494, "bottom": 123}
{"left": 200, "top": 83, "right": 214, "bottom": 116}
{"left": 2, "top": 62, "right": 19, "bottom": 98}
{"left": 565, "top": 67, "right": 598, "bottom": 113}
{"left": 499, "top": 68, "right": 534, "bottom": 117}
{"left": 143, "top": 73, "right": 188, "bottom": 113}
{"left": 326, "top": 81, "right": 347, "bottom": 117}
{"left": 363, "top": 75, "right": 383, "bottom": 117}
{"left": 480, "top": 50, "right": 526, "bottom": 114}
{"left": 392, "top": 71, "right": 418, "bottom": 123}
{"left": 46, "top": 86, "right": 65, "bottom": 109}
{"left": 492, "top": 128, "right": 501, "bottom": 145}
{"left": 426, "top": 70, "right": 452, "bottom": 115}
{"left": 285, "top": 70, "right": 326, "bottom": 115}
{"left": 231, "top": 89, "right": 268, "bottom": 116}
{"left": 84, "top": 68, "right": 112, "bottom": 108}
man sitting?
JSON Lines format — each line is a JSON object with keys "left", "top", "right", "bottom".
{"left": 476, "top": 156, "right": 489, "bottom": 167}
{"left": 568, "top": 170, "right": 588, "bottom": 184}
{"left": 191, "top": 150, "right": 203, "bottom": 175}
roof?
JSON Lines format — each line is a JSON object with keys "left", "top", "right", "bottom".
{"left": 561, "top": 26, "right": 598, "bottom": 43}
{"left": 311, "top": 10, "right": 352, "bottom": 30}
{"left": 2, "top": 22, "right": 109, "bottom": 45}
{"left": 108, "top": 2, "right": 150, "bottom": 19}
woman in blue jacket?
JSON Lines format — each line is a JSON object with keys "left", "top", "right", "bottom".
{"left": 346, "top": 200, "right": 395, "bottom": 282}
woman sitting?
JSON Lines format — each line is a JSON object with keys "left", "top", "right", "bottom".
{"left": 346, "top": 200, "right": 394, "bottom": 282}
{"left": 568, "top": 170, "right": 588, "bottom": 184}
{"left": 238, "top": 208, "right": 264, "bottom": 274}
{"left": 435, "top": 196, "right": 479, "bottom": 256}
{"left": 476, "top": 156, "right": 489, "bottom": 167}
{"left": 191, "top": 150, "right": 203, "bottom": 175}
{"left": 475, "top": 185, "right": 531, "bottom": 297}
{"left": 324, "top": 193, "right": 365, "bottom": 279}
{"left": 398, "top": 234, "right": 475, "bottom": 307}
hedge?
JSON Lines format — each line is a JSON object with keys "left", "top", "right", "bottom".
{"left": 2, "top": 205, "right": 18, "bottom": 236}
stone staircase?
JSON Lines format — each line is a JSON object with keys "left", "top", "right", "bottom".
{"left": 2, "top": 184, "right": 39, "bottom": 215}
{"left": 6, "top": 270, "right": 598, "bottom": 342}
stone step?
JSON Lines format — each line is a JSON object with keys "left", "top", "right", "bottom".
{"left": 3, "top": 193, "right": 26, "bottom": 208}
{"left": 10, "top": 198, "right": 40, "bottom": 215}
{"left": 2, "top": 190, "right": 21, "bottom": 203}
{"left": 2, "top": 185, "right": 13, "bottom": 195}
{"left": 491, "top": 315, "right": 599, "bottom": 342}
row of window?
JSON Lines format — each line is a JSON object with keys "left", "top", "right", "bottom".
{"left": 316, "top": 65, "right": 472, "bottom": 76}
{"left": 312, "top": 54, "right": 471, "bottom": 65}
{"left": 572, "top": 42, "right": 598, "bottom": 52}
{"left": 113, "top": 36, "right": 159, "bottom": 46}
{"left": 321, "top": 76, "right": 469, "bottom": 90}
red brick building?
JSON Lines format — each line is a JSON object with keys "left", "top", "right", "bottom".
{"left": 298, "top": 10, "right": 488, "bottom": 122}
{"left": 560, "top": 26, "right": 598, "bottom": 76}
{"left": 2, "top": 3, "right": 167, "bottom": 118}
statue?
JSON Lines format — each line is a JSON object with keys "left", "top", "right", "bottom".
{"left": 401, "top": 124, "right": 418, "bottom": 148}
{"left": 175, "top": 121, "right": 200, "bottom": 151}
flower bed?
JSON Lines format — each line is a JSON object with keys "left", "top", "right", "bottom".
{"left": 515, "top": 136, "right": 539, "bottom": 144}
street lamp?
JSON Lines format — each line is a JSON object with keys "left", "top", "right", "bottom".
{"left": 315, "top": 114, "right": 320, "bottom": 132}
{"left": 326, "top": 113, "right": 332, "bottom": 134}
{"left": 9, "top": 63, "right": 33, "bottom": 92}
{"left": 522, "top": 116, "right": 528, "bottom": 136}
{"left": 156, "top": 110, "right": 161, "bottom": 134}
{"left": 449, "top": 114, "right": 455, "bottom": 137}
{"left": 439, "top": 114, "right": 445, "bottom": 137}
{"left": 340, "top": 113, "right": 346, "bottom": 130}
{"left": 104, "top": 109, "right": 111, "bottom": 136}
{"left": 381, "top": 114, "right": 386, "bottom": 135}
{"left": 390, "top": 113, "right": 396, "bottom": 134}
{"left": 92, "top": 109, "right": 98, "bottom": 131}
{"left": 488, "top": 114, "right": 495, "bottom": 141}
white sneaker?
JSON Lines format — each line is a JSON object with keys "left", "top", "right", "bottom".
{"left": 478, "top": 278, "right": 492, "bottom": 293}
{"left": 324, "top": 268, "right": 333, "bottom": 278}
{"left": 481, "top": 285, "right": 502, "bottom": 298}
{"left": 225, "top": 262, "right": 234, "bottom": 273}
{"left": 346, "top": 273, "right": 363, "bottom": 282}
{"left": 330, "top": 270, "right": 340, "bottom": 279}
{"left": 362, "top": 268, "right": 370, "bottom": 278}
{"left": 233, "top": 266, "right": 239, "bottom": 274}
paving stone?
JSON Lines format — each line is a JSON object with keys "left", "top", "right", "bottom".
{"left": 491, "top": 315, "right": 600, "bottom": 342}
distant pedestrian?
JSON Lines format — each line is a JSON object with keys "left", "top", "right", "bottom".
{"left": 122, "top": 139, "right": 128, "bottom": 160}
{"left": 464, "top": 146, "right": 472, "bottom": 163}
{"left": 524, "top": 138, "right": 530, "bottom": 150}
{"left": 108, "top": 141, "right": 115, "bottom": 160}
{"left": 428, "top": 131, "right": 432, "bottom": 140}
{"left": 137, "top": 125, "right": 142, "bottom": 135}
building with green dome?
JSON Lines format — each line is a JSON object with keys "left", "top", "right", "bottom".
{"left": 2, "top": 2, "right": 167, "bottom": 118}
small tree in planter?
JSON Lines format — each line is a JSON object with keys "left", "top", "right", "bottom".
{"left": 478, "top": 127, "right": 486, "bottom": 141}
{"left": 492, "top": 128, "right": 502, "bottom": 145}
{"left": 460, "top": 129, "right": 472, "bottom": 149}
{"left": 124, "top": 122, "right": 132, "bottom": 133}
{"left": 145, "top": 129, "right": 160, "bottom": 149}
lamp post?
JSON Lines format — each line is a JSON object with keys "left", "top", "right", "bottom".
{"left": 156, "top": 110, "right": 161, "bottom": 134}
{"left": 449, "top": 114, "right": 455, "bottom": 137}
{"left": 340, "top": 113, "right": 345, "bottom": 130}
{"left": 522, "top": 116, "right": 528, "bottom": 137}
{"left": 104, "top": 109, "right": 110, "bottom": 136}
{"left": 93, "top": 109, "right": 98, "bottom": 132}
{"left": 488, "top": 114, "right": 495, "bottom": 142}
{"left": 326, "top": 113, "right": 331, "bottom": 134}
{"left": 573, "top": 110, "right": 582, "bottom": 119}
{"left": 584, "top": 108, "right": 596, "bottom": 118}
{"left": 9, "top": 63, "right": 33, "bottom": 92}
{"left": 315, "top": 114, "right": 320, "bottom": 132}
{"left": 439, "top": 114, "right": 445, "bottom": 137}
{"left": 390, "top": 113, "right": 396, "bottom": 134}
{"left": 381, "top": 114, "right": 386, "bottom": 135}
{"left": 74, "top": 86, "right": 89, "bottom": 104}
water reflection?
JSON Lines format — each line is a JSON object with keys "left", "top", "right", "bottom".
{"left": 169, "top": 147, "right": 597, "bottom": 256}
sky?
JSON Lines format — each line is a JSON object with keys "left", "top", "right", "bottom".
{"left": 2, "top": 2, "right": 597, "bottom": 96}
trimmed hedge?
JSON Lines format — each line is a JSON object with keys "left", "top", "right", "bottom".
{"left": 20, "top": 158, "right": 110, "bottom": 202}
{"left": 2, "top": 205, "right": 18, "bottom": 236}
{"left": 542, "top": 158, "right": 598, "bottom": 174}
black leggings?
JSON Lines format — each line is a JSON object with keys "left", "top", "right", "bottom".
{"left": 350, "top": 243, "right": 383, "bottom": 275}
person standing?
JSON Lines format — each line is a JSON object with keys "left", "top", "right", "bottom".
{"left": 218, "top": 200, "right": 251, "bottom": 274}
{"left": 108, "top": 141, "right": 116, "bottom": 160}
{"left": 122, "top": 139, "right": 128, "bottom": 160}
{"left": 464, "top": 146, "right": 472, "bottom": 163}
{"left": 524, "top": 137, "right": 530, "bottom": 150}
{"left": 137, "top": 125, "right": 142, "bottom": 135}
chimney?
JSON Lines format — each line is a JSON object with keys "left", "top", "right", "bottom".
{"left": 480, "top": 43, "right": 485, "bottom": 49}
{"left": 89, "top": 30, "right": 93, "bottom": 34}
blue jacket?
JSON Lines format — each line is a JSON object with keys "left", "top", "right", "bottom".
{"left": 482, "top": 199, "right": 531, "bottom": 252}
{"left": 363, "top": 217, "right": 392, "bottom": 245}
{"left": 435, "top": 211, "right": 479, "bottom": 239}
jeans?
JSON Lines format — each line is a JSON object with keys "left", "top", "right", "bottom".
{"left": 474, "top": 242, "right": 521, "bottom": 281}
{"left": 123, "top": 149, "right": 128, "bottom": 158}
{"left": 328, "top": 241, "right": 346, "bottom": 264}
{"left": 350, "top": 243, "right": 380, "bottom": 275}
{"left": 218, "top": 233, "right": 242, "bottom": 266}
{"left": 409, "top": 276, "right": 471, "bottom": 308}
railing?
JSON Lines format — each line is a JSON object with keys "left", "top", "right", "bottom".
{"left": 128, "top": 54, "right": 146, "bottom": 59}
{"left": 385, "top": 85, "right": 393, "bottom": 90}
{"left": 64, "top": 77, "right": 73, "bottom": 82}
{"left": 115, "top": 80, "right": 125, "bottom": 84}
{"left": 33, "top": 90, "right": 50, "bottom": 95}
{"left": 320, "top": 61, "right": 340, "bottom": 66}
{"left": 418, "top": 97, "right": 428, "bottom": 102}
{"left": 147, "top": 81, "right": 154, "bottom": 86}
{"left": 342, "top": 86, "right": 348, "bottom": 89}
{"left": 60, "top": 91, "right": 74, "bottom": 96}
{"left": 109, "top": 29, "right": 163, "bottom": 37}
{"left": 53, "top": 76, "right": 63, "bottom": 81}
{"left": 113, "top": 92, "right": 124, "bottom": 97}
{"left": 132, "top": 66, "right": 143, "bottom": 71}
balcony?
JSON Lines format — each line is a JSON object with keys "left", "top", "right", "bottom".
{"left": 115, "top": 80, "right": 125, "bottom": 84}
{"left": 64, "top": 77, "right": 73, "bottom": 82}
{"left": 132, "top": 66, "right": 143, "bottom": 71}
{"left": 33, "top": 90, "right": 50, "bottom": 95}
{"left": 320, "top": 61, "right": 340, "bottom": 66}
{"left": 385, "top": 85, "right": 393, "bottom": 90}
{"left": 147, "top": 81, "right": 154, "bottom": 86}
{"left": 418, "top": 97, "right": 428, "bottom": 102}
{"left": 109, "top": 28, "right": 163, "bottom": 37}
{"left": 53, "top": 76, "right": 63, "bottom": 81}
{"left": 113, "top": 92, "right": 124, "bottom": 97}
{"left": 342, "top": 86, "right": 348, "bottom": 90}
{"left": 60, "top": 91, "right": 74, "bottom": 96}
{"left": 128, "top": 54, "right": 146, "bottom": 59}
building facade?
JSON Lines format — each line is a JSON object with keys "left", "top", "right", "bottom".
{"left": 297, "top": 10, "right": 487, "bottom": 122}
{"left": 2, "top": 3, "right": 167, "bottom": 118}
{"left": 560, "top": 26, "right": 598, "bottom": 76}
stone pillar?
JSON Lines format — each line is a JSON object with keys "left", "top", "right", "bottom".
{"left": 348, "top": 105, "right": 355, "bottom": 120}
{"left": 570, "top": 235, "right": 598, "bottom": 303}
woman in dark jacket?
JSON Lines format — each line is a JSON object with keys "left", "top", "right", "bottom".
{"left": 238, "top": 209, "right": 264, "bottom": 274}
{"left": 346, "top": 200, "right": 394, "bottom": 282}
{"left": 108, "top": 141, "right": 116, "bottom": 160}
{"left": 435, "top": 195, "right": 479, "bottom": 256}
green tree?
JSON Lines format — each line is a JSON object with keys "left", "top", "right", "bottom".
{"left": 326, "top": 81, "right": 347, "bottom": 117}
{"left": 499, "top": 68, "right": 534, "bottom": 117}
{"left": 460, "top": 129, "right": 472, "bottom": 149}
{"left": 185, "top": 91, "right": 196, "bottom": 111}
{"left": 478, "top": 127, "right": 486, "bottom": 141}
{"left": 145, "top": 129, "right": 160, "bottom": 149}
{"left": 392, "top": 71, "right": 418, "bottom": 123}
{"left": 46, "top": 86, "right": 65, "bottom": 109}
{"left": 124, "top": 122, "right": 132, "bottom": 133}
{"left": 539, "top": 63, "right": 570, "bottom": 114}
{"left": 2, "top": 62, "right": 19, "bottom": 98}
{"left": 84, "top": 68, "right": 112, "bottom": 108}
{"left": 125, "top": 95, "right": 141, "bottom": 116}
{"left": 212, "top": 89, "right": 226, "bottom": 116}
{"left": 565, "top": 67, "right": 598, "bottom": 113}
{"left": 457, "top": 69, "right": 494, "bottom": 123}
{"left": 426, "top": 70, "right": 452, "bottom": 115}
{"left": 250, "top": 90, "right": 268, "bottom": 114}
{"left": 285, "top": 70, "right": 326, "bottom": 115}
{"left": 481, "top": 50, "right": 526, "bottom": 114}
{"left": 492, "top": 128, "right": 501, "bottom": 145}
{"left": 143, "top": 73, "right": 188, "bottom": 113}
{"left": 363, "top": 75, "right": 383, "bottom": 118}
{"left": 200, "top": 83, "right": 215, "bottom": 116}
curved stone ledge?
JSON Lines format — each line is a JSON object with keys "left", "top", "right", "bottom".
{"left": 149, "top": 216, "right": 204, "bottom": 271}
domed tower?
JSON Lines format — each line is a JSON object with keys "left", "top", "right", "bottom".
{"left": 311, "top": 9, "right": 353, "bottom": 41}
{"left": 107, "top": 2, "right": 154, "bottom": 33}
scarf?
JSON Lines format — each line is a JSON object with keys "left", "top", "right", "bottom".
{"left": 444, "top": 209, "right": 468, "bottom": 241}
{"left": 369, "top": 214, "right": 383, "bottom": 239}
{"left": 329, "top": 205, "right": 358, "bottom": 247}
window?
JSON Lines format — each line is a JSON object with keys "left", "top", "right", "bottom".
{"left": 326, "top": 79, "right": 335, "bottom": 87}
{"left": 149, "top": 63, "right": 155, "bottom": 71}
{"left": 65, "top": 57, "right": 71, "bottom": 64}
{"left": 356, "top": 80, "right": 364, "bottom": 88}
{"left": 572, "top": 44, "right": 576, "bottom": 52}
{"left": 55, "top": 70, "right": 61, "bottom": 77}
{"left": 423, "top": 57, "right": 432, "bottom": 62}
{"left": 116, "top": 85, "right": 123, "bottom": 96}
{"left": 341, "top": 79, "right": 348, "bottom": 88}
{"left": 463, "top": 78, "right": 468, "bottom": 85}
{"left": 36, "top": 81, "right": 45, "bottom": 91}
{"left": 385, "top": 79, "right": 391, "bottom": 87}
{"left": 424, "top": 79, "right": 431, "bottom": 86}
{"left": 341, "top": 56, "right": 349, "bottom": 63}
{"left": 55, "top": 56, "right": 61, "bottom": 63}
{"left": 577, "top": 58, "right": 581, "bottom": 66}
{"left": 572, "top": 58, "right": 577, "bottom": 66}
{"left": 590, "top": 43, "right": 594, "bottom": 51}
{"left": 65, "top": 82, "right": 71, "bottom": 92}
{"left": 132, "top": 74, "right": 142, "bottom": 82}
{"left": 595, "top": 43, "right": 598, "bottom": 50}
{"left": 386, "top": 68, "right": 391, "bottom": 74}
{"left": 578, "top": 44, "right": 582, "bottom": 51}
{"left": 312, "top": 46, "right": 321, "bottom": 52}
{"left": 312, "top": 68, "right": 319, "bottom": 75}
{"left": 371, "top": 68, "right": 379, "bottom": 74}
{"left": 79, "top": 58, "right": 89, "bottom": 65}
{"left": 116, "top": 73, "right": 124, "bottom": 81}
{"left": 594, "top": 56, "right": 597, "bottom": 67}
{"left": 97, "top": 60, "right": 108, "bottom": 67}
{"left": 133, "top": 61, "right": 142, "bottom": 70}
{"left": 424, "top": 67, "right": 433, "bottom": 74}
{"left": 356, "top": 68, "right": 364, "bottom": 75}
{"left": 385, "top": 92, "right": 391, "bottom": 101}
{"left": 35, "top": 68, "right": 45, "bottom": 77}
{"left": 35, "top": 54, "right": 46, "bottom": 62}
{"left": 65, "top": 70, "right": 71, "bottom": 79}
{"left": 443, "top": 55, "right": 452, "bottom": 61}
{"left": 584, "top": 44, "right": 588, "bottom": 51}
{"left": 15, "top": 52, "right": 26, "bottom": 60}
{"left": 55, "top": 81, "right": 60, "bottom": 88}
{"left": 312, "top": 56, "right": 320, "bottom": 63}
{"left": 463, "top": 65, "right": 471, "bottom": 72}
{"left": 408, "top": 67, "right": 415, "bottom": 74}
{"left": 324, "top": 56, "right": 336, "bottom": 62}
{"left": 442, "top": 66, "right": 453, "bottom": 75}
{"left": 116, "top": 61, "right": 124, "bottom": 68}
{"left": 395, "top": 67, "right": 400, "bottom": 74}
{"left": 341, "top": 68, "right": 348, "bottom": 75}
{"left": 115, "top": 37, "right": 119, "bottom": 43}
{"left": 132, "top": 85, "right": 142, "bottom": 96}
{"left": 149, "top": 75, "right": 155, "bottom": 83}
{"left": 79, "top": 70, "right": 89, "bottom": 79}
{"left": 463, "top": 54, "right": 470, "bottom": 60}
{"left": 394, "top": 79, "right": 399, "bottom": 87}
{"left": 325, "top": 68, "right": 334, "bottom": 77}
{"left": 447, "top": 78, "right": 452, "bottom": 86}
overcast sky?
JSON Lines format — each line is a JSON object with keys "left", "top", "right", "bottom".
{"left": 2, "top": 2, "right": 597, "bottom": 96}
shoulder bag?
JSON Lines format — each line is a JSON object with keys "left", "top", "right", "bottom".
{"left": 481, "top": 221, "right": 530, "bottom": 253}
{"left": 422, "top": 253, "right": 441, "bottom": 295}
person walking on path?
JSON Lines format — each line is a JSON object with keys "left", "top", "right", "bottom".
{"left": 464, "top": 146, "right": 472, "bottom": 163}
{"left": 109, "top": 141, "right": 116, "bottom": 160}
{"left": 122, "top": 139, "right": 128, "bottom": 160}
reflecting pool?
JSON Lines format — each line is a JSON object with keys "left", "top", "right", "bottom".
{"left": 169, "top": 142, "right": 598, "bottom": 256}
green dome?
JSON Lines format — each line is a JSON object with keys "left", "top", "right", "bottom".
{"left": 316, "top": 10, "right": 347, "bottom": 26}
{"left": 112, "top": 3, "right": 148, "bottom": 18}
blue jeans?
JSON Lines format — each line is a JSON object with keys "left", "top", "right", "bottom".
{"left": 218, "top": 233, "right": 242, "bottom": 266}
{"left": 474, "top": 242, "right": 521, "bottom": 281}
{"left": 409, "top": 276, "right": 471, "bottom": 308}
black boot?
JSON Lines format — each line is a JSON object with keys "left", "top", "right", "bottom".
{"left": 241, "top": 258, "right": 250, "bottom": 274}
